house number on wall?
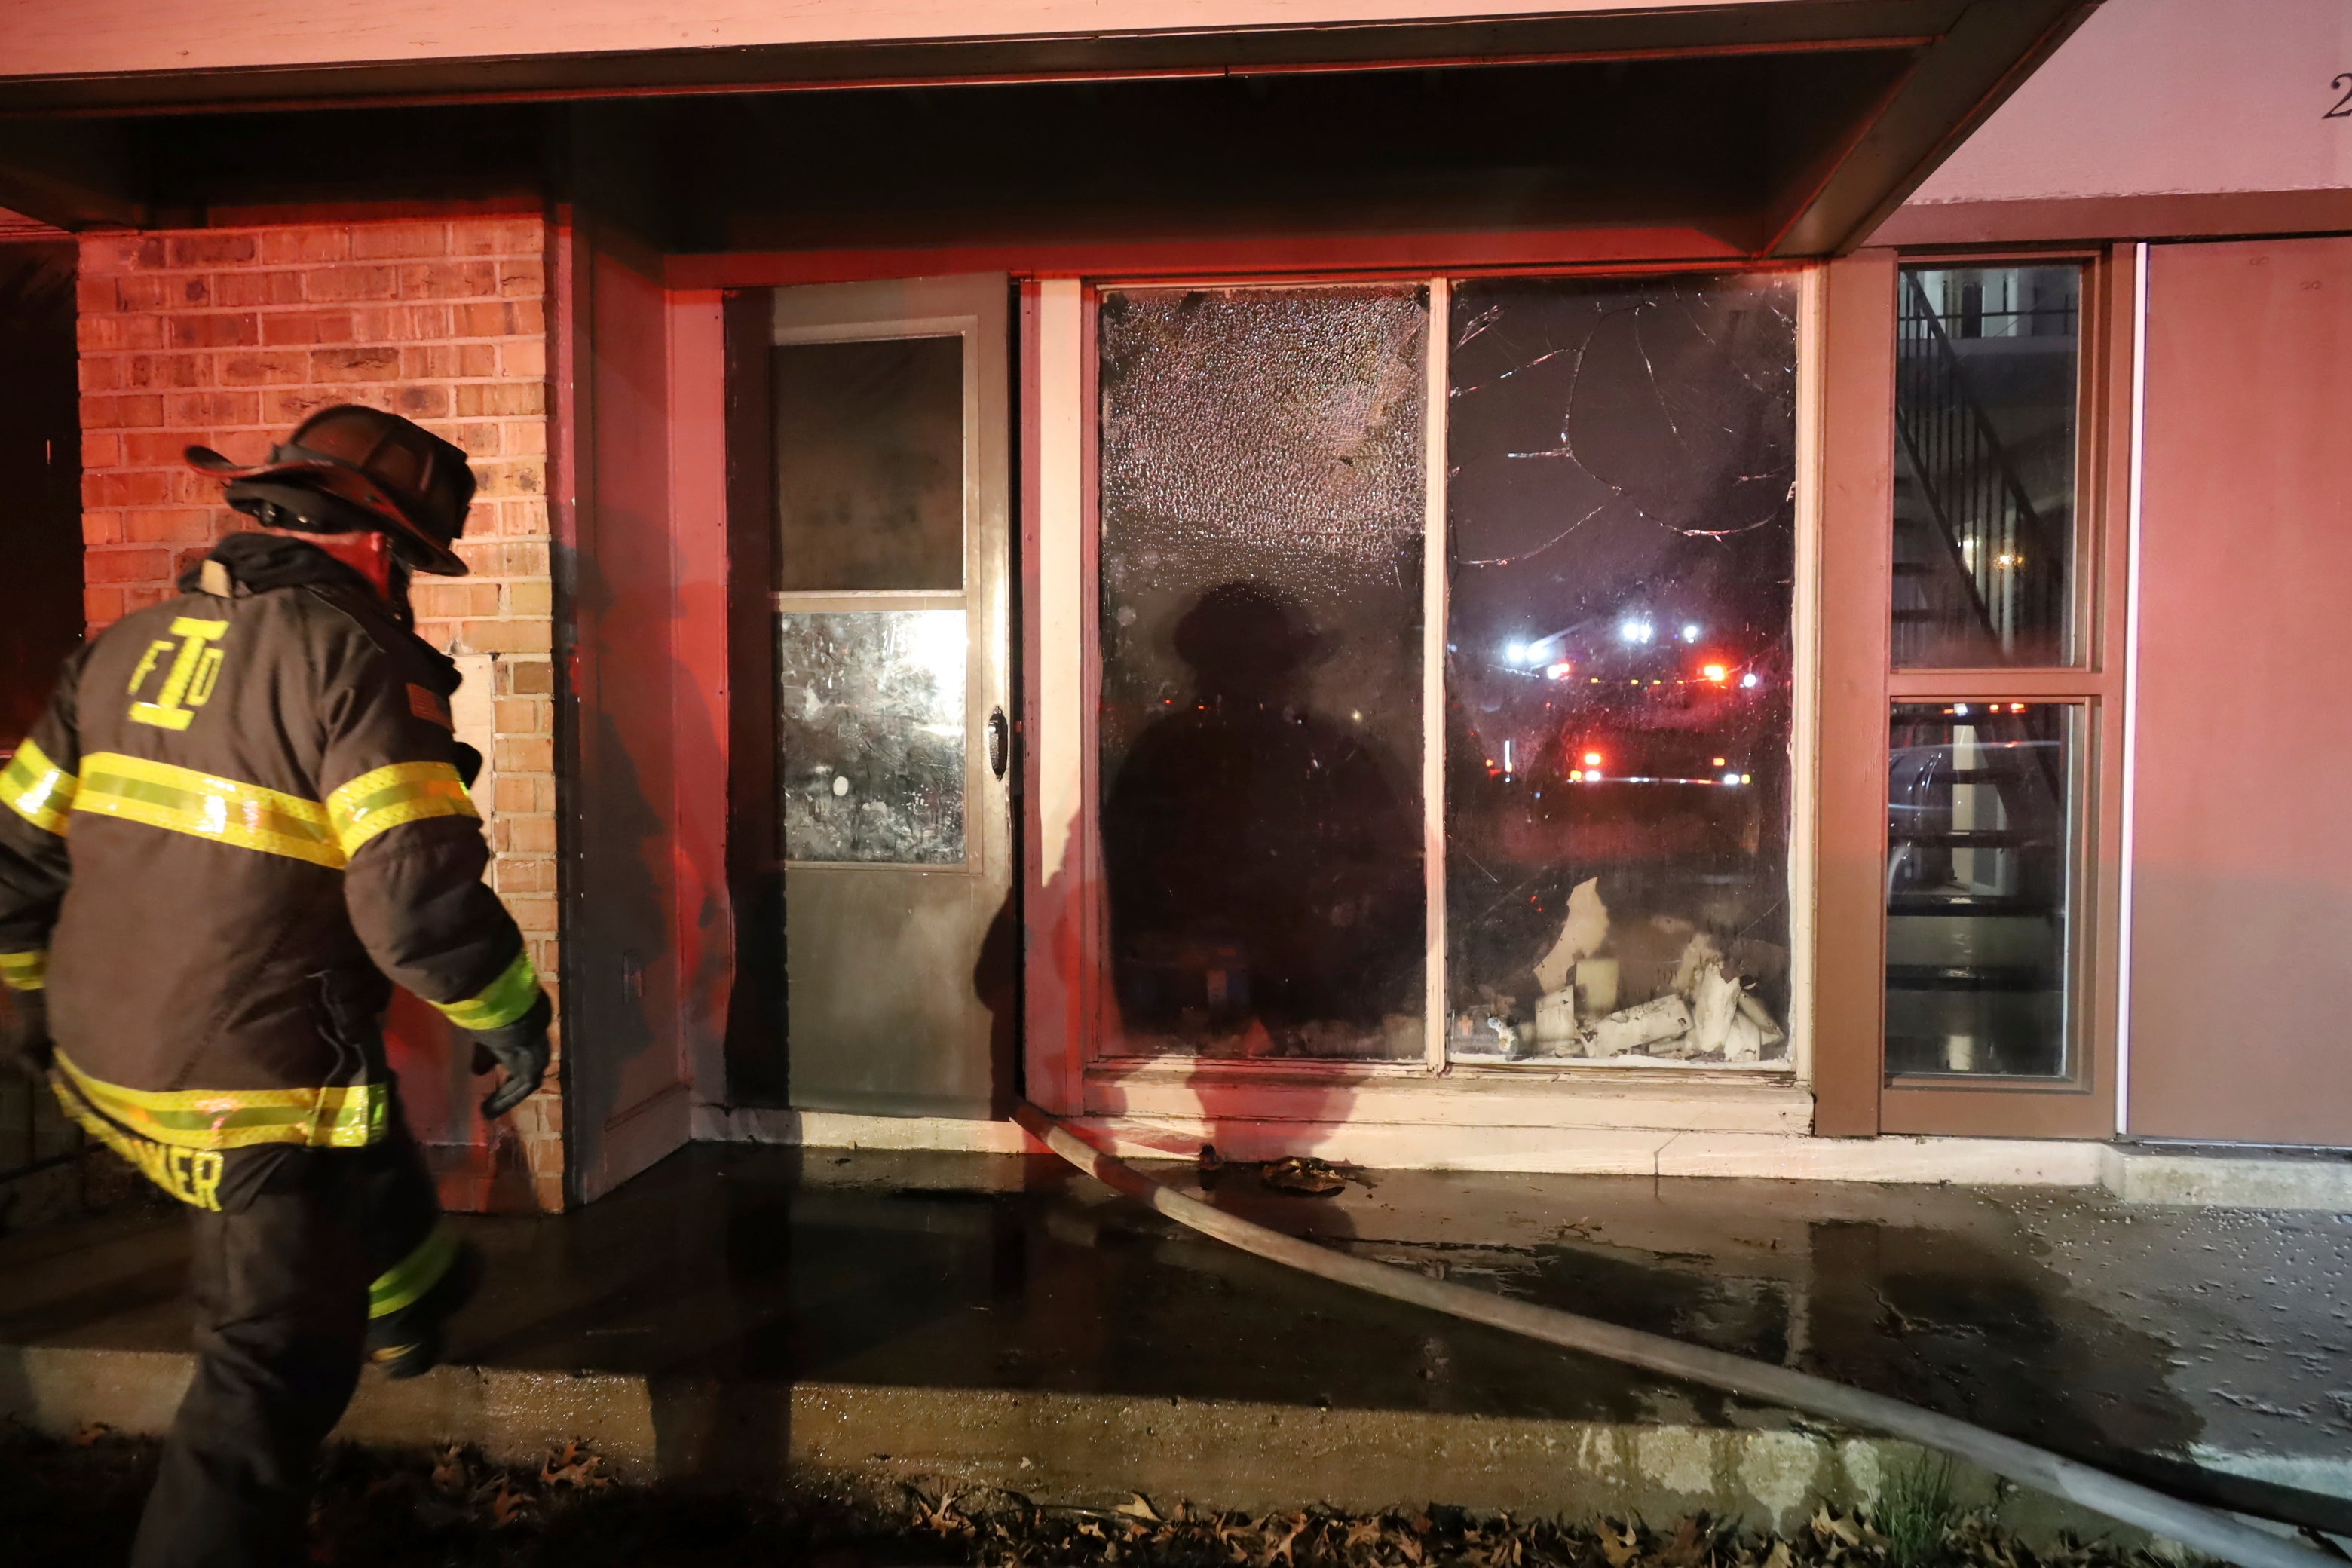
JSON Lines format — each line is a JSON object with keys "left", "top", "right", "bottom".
{"left": 2326, "top": 73, "right": 2352, "bottom": 118}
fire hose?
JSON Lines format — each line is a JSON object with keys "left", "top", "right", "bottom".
{"left": 1012, "top": 1103, "right": 2336, "bottom": 1568}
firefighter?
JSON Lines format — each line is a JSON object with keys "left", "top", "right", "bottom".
{"left": 0, "top": 405, "right": 551, "bottom": 1568}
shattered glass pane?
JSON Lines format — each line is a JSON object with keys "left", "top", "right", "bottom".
{"left": 1886, "top": 701, "right": 2075, "bottom": 1078}
{"left": 776, "top": 611, "right": 966, "bottom": 864}
{"left": 1098, "top": 286, "right": 1428, "bottom": 1060}
{"left": 1894, "top": 265, "right": 2081, "bottom": 666}
{"left": 773, "top": 335, "right": 965, "bottom": 592}
{"left": 1444, "top": 274, "right": 1796, "bottom": 1067}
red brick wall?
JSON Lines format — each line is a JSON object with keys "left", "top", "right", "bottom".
{"left": 75, "top": 214, "right": 567, "bottom": 1208}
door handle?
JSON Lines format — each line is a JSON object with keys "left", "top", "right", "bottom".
{"left": 988, "top": 706, "right": 1010, "bottom": 780}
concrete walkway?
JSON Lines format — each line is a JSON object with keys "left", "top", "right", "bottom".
{"left": 2, "top": 1147, "right": 2346, "bottom": 1542}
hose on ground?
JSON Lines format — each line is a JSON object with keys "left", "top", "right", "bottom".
{"left": 1013, "top": 1103, "right": 2331, "bottom": 1568}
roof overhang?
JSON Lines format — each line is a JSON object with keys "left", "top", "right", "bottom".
{"left": 0, "top": 0, "right": 2096, "bottom": 259}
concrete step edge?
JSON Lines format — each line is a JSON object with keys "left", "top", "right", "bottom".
{"left": 0, "top": 1341, "right": 2164, "bottom": 1548}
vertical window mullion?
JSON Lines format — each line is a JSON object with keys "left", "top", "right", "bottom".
{"left": 1423, "top": 277, "right": 1451, "bottom": 1071}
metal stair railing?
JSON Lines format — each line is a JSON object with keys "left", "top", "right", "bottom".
{"left": 1893, "top": 272, "right": 2066, "bottom": 662}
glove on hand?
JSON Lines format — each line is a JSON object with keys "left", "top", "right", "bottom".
{"left": 0, "top": 987, "right": 53, "bottom": 1082}
{"left": 466, "top": 990, "right": 552, "bottom": 1119}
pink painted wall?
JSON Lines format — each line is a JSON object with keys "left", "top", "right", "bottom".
{"left": 2126, "top": 237, "right": 2352, "bottom": 1146}
{"left": 1909, "top": 0, "right": 2352, "bottom": 205}
{"left": 0, "top": 0, "right": 1768, "bottom": 79}
{"left": 561, "top": 226, "right": 697, "bottom": 1200}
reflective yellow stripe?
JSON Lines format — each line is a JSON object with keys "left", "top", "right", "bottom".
{"left": 53, "top": 1049, "right": 387, "bottom": 1151}
{"left": 74, "top": 752, "right": 341, "bottom": 868}
{"left": 1, "top": 739, "right": 75, "bottom": 836}
{"left": 369, "top": 1222, "right": 459, "bottom": 1319}
{"left": 49, "top": 1072, "right": 225, "bottom": 1210}
{"left": 0, "top": 950, "right": 46, "bottom": 992}
{"left": 435, "top": 947, "right": 540, "bottom": 1032}
{"left": 326, "top": 760, "right": 478, "bottom": 859}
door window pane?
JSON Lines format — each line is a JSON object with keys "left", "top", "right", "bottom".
{"left": 773, "top": 335, "right": 965, "bottom": 591}
{"left": 1098, "top": 286, "right": 1429, "bottom": 1060}
{"left": 777, "top": 611, "right": 966, "bottom": 864}
{"left": 1444, "top": 274, "right": 1798, "bottom": 1066}
{"left": 1894, "top": 265, "right": 2081, "bottom": 667}
{"left": 1885, "top": 701, "right": 2075, "bottom": 1077}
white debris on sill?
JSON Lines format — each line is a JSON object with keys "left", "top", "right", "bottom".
{"left": 1452, "top": 875, "right": 1787, "bottom": 1065}
{"left": 1588, "top": 993, "right": 1691, "bottom": 1057}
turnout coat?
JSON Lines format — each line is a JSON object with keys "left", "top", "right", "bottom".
{"left": 0, "top": 533, "right": 537, "bottom": 1202}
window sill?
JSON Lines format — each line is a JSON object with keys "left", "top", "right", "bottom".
{"left": 1081, "top": 1058, "right": 1811, "bottom": 1135}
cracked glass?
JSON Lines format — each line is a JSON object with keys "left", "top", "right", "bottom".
{"left": 1097, "top": 286, "right": 1429, "bottom": 1060}
{"left": 776, "top": 611, "right": 966, "bottom": 865}
{"left": 1444, "top": 274, "right": 1797, "bottom": 1067}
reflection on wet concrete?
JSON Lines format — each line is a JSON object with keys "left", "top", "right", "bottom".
{"left": 3, "top": 1147, "right": 2348, "bottom": 1496}
{"left": 454, "top": 1148, "right": 1695, "bottom": 1426}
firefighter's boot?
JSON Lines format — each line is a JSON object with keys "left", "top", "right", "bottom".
{"left": 364, "top": 1226, "right": 482, "bottom": 1380}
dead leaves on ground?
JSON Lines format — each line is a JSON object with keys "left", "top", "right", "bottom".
{"left": 893, "top": 1492, "right": 2176, "bottom": 1568}
{"left": 24, "top": 1423, "right": 2166, "bottom": 1568}
{"left": 350, "top": 1438, "right": 613, "bottom": 1535}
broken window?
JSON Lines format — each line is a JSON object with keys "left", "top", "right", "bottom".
{"left": 1443, "top": 275, "right": 1798, "bottom": 1065}
{"left": 1091, "top": 273, "right": 1803, "bottom": 1072}
{"left": 1885, "top": 701, "right": 2075, "bottom": 1077}
{"left": 1097, "top": 286, "right": 1429, "bottom": 1060}
{"left": 1894, "top": 264, "right": 2082, "bottom": 667}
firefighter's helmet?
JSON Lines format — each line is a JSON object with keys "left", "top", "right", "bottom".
{"left": 188, "top": 405, "right": 476, "bottom": 577}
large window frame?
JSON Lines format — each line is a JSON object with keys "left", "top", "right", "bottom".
{"left": 1027, "top": 266, "right": 1824, "bottom": 1117}
{"left": 1814, "top": 246, "right": 2135, "bottom": 1141}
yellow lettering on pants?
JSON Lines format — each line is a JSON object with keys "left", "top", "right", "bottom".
{"left": 55, "top": 1078, "right": 228, "bottom": 1211}
{"left": 127, "top": 1136, "right": 225, "bottom": 1209}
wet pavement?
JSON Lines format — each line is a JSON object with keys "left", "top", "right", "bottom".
{"left": 2, "top": 1144, "right": 2347, "bottom": 1513}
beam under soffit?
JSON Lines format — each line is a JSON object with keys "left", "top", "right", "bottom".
{"left": 1767, "top": 0, "right": 2100, "bottom": 258}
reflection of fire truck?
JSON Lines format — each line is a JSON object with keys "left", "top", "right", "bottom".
{"left": 1447, "top": 606, "right": 1791, "bottom": 1042}
{"left": 1450, "top": 610, "right": 1784, "bottom": 865}
{"left": 1475, "top": 616, "right": 1771, "bottom": 777}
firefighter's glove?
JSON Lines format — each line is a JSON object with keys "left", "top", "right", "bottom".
{"left": 467, "top": 990, "right": 552, "bottom": 1119}
{"left": 0, "top": 986, "right": 53, "bottom": 1081}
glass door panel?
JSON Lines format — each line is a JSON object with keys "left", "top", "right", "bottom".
{"left": 776, "top": 611, "right": 966, "bottom": 865}
{"left": 773, "top": 335, "right": 966, "bottom": 593}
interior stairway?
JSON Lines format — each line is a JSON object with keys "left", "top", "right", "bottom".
{"left": 1884, "top": 272, "right": 2075, "bottom": 1076}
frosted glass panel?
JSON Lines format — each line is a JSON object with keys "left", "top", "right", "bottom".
{"left": 777, "top": 611, "right": 966, "bottom": 864}
{"left": 1444, "top": 274, "right": 1797, "bottom": 1066}
{"left": 1098, "top": 286, "right": 1428, "bottom": 1060}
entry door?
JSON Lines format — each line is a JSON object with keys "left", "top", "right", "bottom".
{"left": 769, "top": 275, "right": 1013, "bottom": 1118}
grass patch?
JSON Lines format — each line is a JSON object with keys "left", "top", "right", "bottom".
{"left": 1877, "top": 1455, "right": 1958, "bottom": 1568}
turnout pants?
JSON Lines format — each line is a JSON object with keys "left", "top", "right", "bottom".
{"left": 49, "top": 1076, "right": 447, "bottom": 1568}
